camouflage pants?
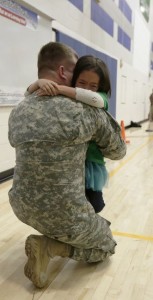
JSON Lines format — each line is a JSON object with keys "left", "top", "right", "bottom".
{"left": 51, "top": 218, "right": 116, "bottom": 263}
{"left": 9, "top": 190, "right": 116, "bottom": 263}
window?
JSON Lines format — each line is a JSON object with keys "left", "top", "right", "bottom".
{"left": 140, "top": 0, "right": 150, "bottom": 22}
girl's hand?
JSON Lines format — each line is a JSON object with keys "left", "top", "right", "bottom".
{"left": 36, "top": 79, "right": 59, "bottom": 96}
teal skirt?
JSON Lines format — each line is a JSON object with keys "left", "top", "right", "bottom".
{"left": 85, "top": 161, "right": 108, "bottom": 192}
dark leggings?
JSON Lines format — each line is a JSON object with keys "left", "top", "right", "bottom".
{"left": 85, "top": 189, "right": 105, "bottom": 213}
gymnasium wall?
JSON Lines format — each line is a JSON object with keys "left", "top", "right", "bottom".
{"left": 1, "top": 0, "right": 153, "bottom": 178}
{"left": 0, "top": 0, "right": 52, "bottom": 176}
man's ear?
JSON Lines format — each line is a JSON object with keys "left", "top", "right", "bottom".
{"left": 59, "top": 65, "right": 66, "bottom": 79}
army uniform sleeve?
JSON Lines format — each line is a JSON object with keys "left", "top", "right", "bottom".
{"left": 92, "top": 109, "right": 126, "bottom": 160}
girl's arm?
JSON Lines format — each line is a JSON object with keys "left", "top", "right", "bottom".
{"left": 26, "top": 79, "right": 108, "bottom": 109}
{"left": 27, "top": 79, "right": 59, "bottom": 96}
{"left": 58, "top": 86, "right": 108, "bottom": 109}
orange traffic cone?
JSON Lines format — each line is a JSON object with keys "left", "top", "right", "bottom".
{"left": 120, "top": 120, "right": 130, "bottom": 143}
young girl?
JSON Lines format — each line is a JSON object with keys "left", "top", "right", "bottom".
{"left": 27, "top": 55, "right": 111, "bottom": 213}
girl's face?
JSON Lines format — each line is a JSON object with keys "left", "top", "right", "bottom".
{"left": 75, "top": 70, "right": 100, "bottom": 92}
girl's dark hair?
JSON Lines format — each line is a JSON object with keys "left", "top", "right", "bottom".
{"left": 71, "top": 55, "right": 111, "bottom": 96}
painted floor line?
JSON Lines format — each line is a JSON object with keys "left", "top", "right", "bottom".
{"left": 109, "top": 136, "right": 153, "bottom": 243}
{"left": 109, "top": 136, "right": 153, "bottom": 177}
{"left": 112, "top": 231, "right": 153, "bottom": 242}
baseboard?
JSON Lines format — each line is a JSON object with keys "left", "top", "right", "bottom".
{"left": 0, "top": 168, "right": 14, "bottom": 183}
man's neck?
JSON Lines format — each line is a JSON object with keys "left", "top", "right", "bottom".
{"left": 39, "top": 70, "right": 60, "bottom": 84}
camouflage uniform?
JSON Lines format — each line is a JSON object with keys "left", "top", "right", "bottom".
{"left": 8, "top": 94, "right": 126, "bottom": 263}
{"left": 149, "top": 93, "right": 153, "bottom": 122}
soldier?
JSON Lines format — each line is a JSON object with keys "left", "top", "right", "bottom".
{"left": 146, "top": 89, "right": 153, "bottom": 132}
{"left": 149, "top": 90, "right": 153, "bottom": 122}
{"left": 8, "top": 42, "right": 126, "bottom": 289}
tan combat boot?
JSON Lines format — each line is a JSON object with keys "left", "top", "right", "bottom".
{"left": 24, "top": 234, "right": 73, "bottom": 288}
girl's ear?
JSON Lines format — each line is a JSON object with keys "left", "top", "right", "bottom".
{"left": 59, "top": 65, "right": 66, "bottom": 79}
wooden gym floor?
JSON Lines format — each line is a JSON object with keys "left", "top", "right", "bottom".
{"left": 1, "top": 121, "right": 153, "bottom": 300}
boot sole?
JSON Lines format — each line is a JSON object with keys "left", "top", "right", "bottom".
{"left": 24, "top": 235, "right": 49, "bottom": 288}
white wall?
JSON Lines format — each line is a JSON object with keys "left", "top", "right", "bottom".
{"left": 116, "top": 61, "right": 153, "bottom": 126}
{"left": 18, "top": 0, "right": 133, "bottom": 64}
{"left": 133, "top": 11, "right": 150, "bottom": 75}
{"left": 0, "top": 14, "right": 52, "bottom": 90}
{"left": 0, "top": 6, "right": 53, "bottom": 173}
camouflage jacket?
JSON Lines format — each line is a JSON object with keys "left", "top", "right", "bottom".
{"left": 8, "top": 94, "right": 126, "bottom": 237}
